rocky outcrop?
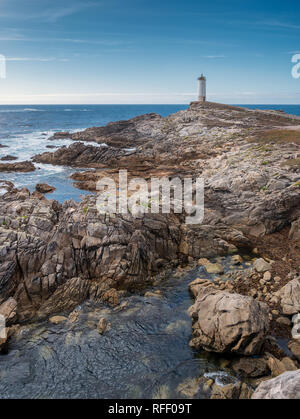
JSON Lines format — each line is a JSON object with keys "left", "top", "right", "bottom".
{"left": 49, "top": 113, "right": 165, "bottom": 148}
{"left": 35, "top": 183, "right": 56, "bottom": 194}
{"left": 33, "top": 142, "right": 129, "bottom": 168}
{"left": 278, "top": 278, "right": 300, "bottom": 315}
{"left": 0, "top": 190, "right": 182, "bottom": 321}
{"left": 0, "top": 161, "right": 35, "bottom": 172}
{"left": 0, "top": 184, "right": 253, "bottom": 322}
{"left": 189, "top": 285, "right": 270, "bottom": 355}
{"left": 252, "top": 369, "right": 300, "bottom": 399}
{"left": 0, "top": 155, "right": 17, "bottom": 161}
{"left": 2, "top": 102, "right": 300, "bottom": 332}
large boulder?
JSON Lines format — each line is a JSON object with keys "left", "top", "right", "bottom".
{"left": 189, "top": 289, "right": 269, "bottom": 355}
{"left": 252, "top": 370, "right": 300, "bottom": 399}
{"left": 289, "top": 218, "right": 300, "bottom": 241}
{"left": 278, "top": 278, "right": 300, "bottom": 315}
{"left": 253, "top": 258, "right": 272, "bottom": 273}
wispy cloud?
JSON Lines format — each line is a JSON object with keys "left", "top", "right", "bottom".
{"left": 256, "top": 20, "right": 300, "bottom": 30}
{"left": 0, "top": 1, "right": 98, "bottom": 22}
{"left": 201, "top": 55, "right": 226, "bottom": 59}
{"left": 57, "top": 38, "right": 130, "bottom": 46}
{"left": 0, "top": 30, "right": 130, "bottom": 46}
{"left": 43, "top": 2, "right": 97, "bottom": 22}
{"left": 6, "top": 57, "right": 69, "bottom": 62}
{"left": 173, "top": 39, "right": 235, "bottom": 47}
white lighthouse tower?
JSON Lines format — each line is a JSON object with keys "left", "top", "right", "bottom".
{"left": 198, "top": 74, "right": 206, "bottom": 102}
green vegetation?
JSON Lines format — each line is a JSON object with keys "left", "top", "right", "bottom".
{"left": 293, "top": 181, "right": 300, "bottom": 188}
{"left": 83, "top": 206, "right": 88, "bottom": 214}
{"left": 281, "top": 158, "right": 300, "bottom": 168}
{"left": 249, "top": 129, "right": 300, "bottom": 145}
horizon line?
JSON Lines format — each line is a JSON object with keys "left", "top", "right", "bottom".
{"left": 0, "top": 103, "right": 299, "bottom": 106}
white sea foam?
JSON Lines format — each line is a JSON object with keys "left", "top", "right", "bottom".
{"left": 0, "top": 126, "right": 105, "bottom": 202}
{"left": 0, "top": 108, "right": 44, "bottom": 113}
{"left": 204, "top": 371, "right": 238, "bottom": 387}
{"left": 0, "top": 130, "right": 76, "bottom": 161}
{"left": 23, "top": 108, "right": 43, "bottom": 112}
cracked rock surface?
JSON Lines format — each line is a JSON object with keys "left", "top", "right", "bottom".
{"left": 189, "top": 284, "right": 270, "bottom": 355}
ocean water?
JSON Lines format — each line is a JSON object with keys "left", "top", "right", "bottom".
{"left": 0, "top": 256, "right": 249, "bottom": 399}
{"left": 0, "top": 105, "right": 188, "bottom": 201}
{"left": 0, "top": 104, "right": 299, "bottom": 202}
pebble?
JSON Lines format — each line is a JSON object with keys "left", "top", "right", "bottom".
{"left": 97, "top": 317, "right": 110, "bottom": 334}
{"left": 205, "top": 263, "right": 224, "bottom": 274}
{"left": 263, "top": 271, "right": 272, "bottom": 281}
{"left": 231, "top": 255, "right": 243, "bottom": 265}
{"left": 144, "top": 291, "right": 163, "bottom": 298}
{"left": 49, "top": 316, "right": 67, "bottom": 325}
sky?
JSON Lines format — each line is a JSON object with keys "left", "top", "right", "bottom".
{"left": 0, "top": 0, "right": 300, "bottom": 104}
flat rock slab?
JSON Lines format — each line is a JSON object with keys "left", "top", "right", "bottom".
{"left": 252, "top": 369, "right": 300, "bottom": 399}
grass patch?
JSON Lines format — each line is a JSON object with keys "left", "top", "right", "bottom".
{"left": 281, "top": 159, "right": 300, "bottom": 168}
{"left": 249, "top": 129, "right": 300, "bottom": 145}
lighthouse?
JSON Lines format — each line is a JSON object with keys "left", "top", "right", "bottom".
{"left": 198, "top": 74, "right": 206, "bottom": 102}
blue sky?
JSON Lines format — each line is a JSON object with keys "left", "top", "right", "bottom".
{"left": 0, "top": 0, "right": 300, "bottom": 104}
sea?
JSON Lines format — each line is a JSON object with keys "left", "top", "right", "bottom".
{"left": 0, "top": 104, "right": 299, "bottom": 202}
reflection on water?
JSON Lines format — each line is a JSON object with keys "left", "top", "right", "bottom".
{"left": 0, "top": 257, "right": 249, "bottom": 399}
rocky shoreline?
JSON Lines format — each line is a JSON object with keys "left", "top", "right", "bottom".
{"left": 0, "top": 101, "right": 300, "bottom": 398}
